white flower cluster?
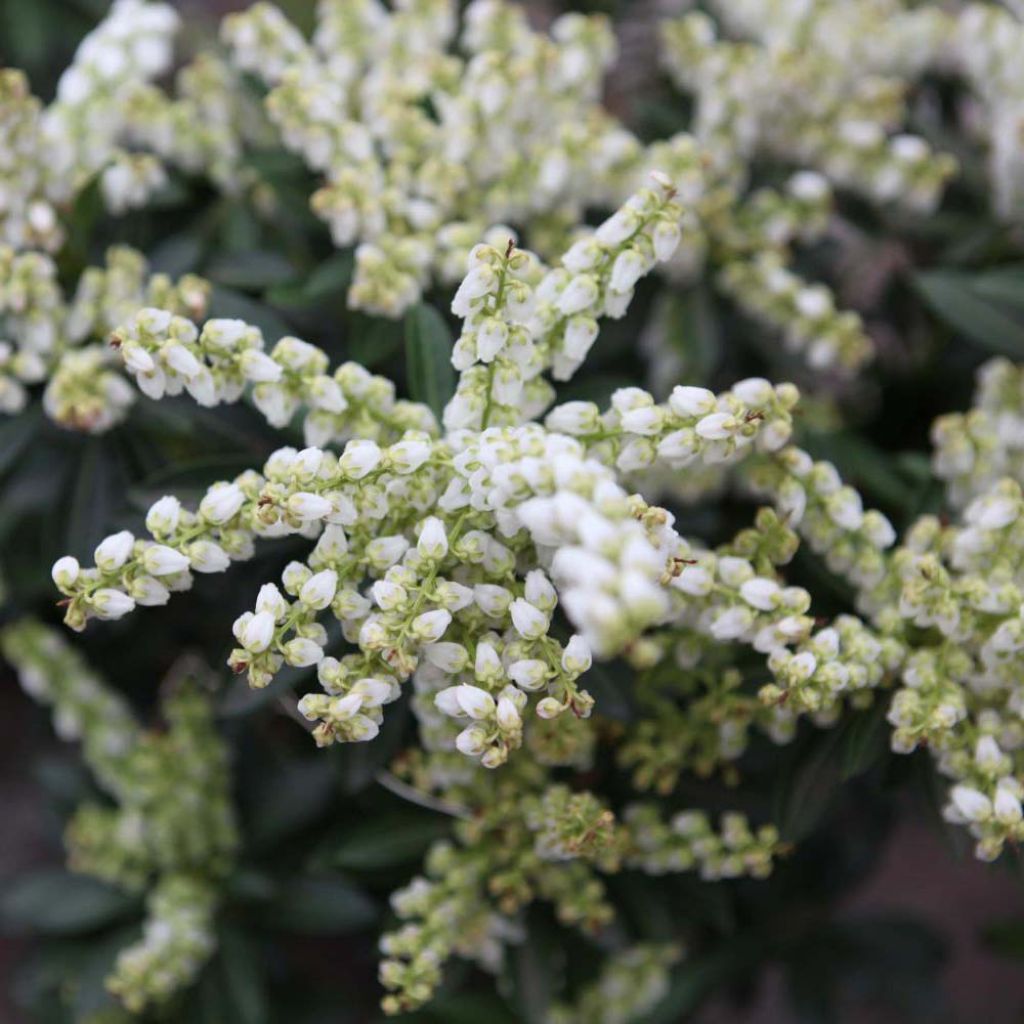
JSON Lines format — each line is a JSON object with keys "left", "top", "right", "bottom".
{"left": 2, "top": 620, "right": 237, "bottom": 1013}
{"left": 444, "top": 175, "right": 684, "bottom": 431}
{"left": 0, "top": 1, "right": 268, "bottom": 253}
{"left": 956, "top": 5, "right": 1024, "bottom": 220}
{"left": 0, "top": 244, "right": 208, "bottom": 429}
{"left": 1, "top": 619, "right": 139, "bottom": 783}
{"left": 661, "top": 5, "right": 956, "bottom": 212}
{"left": 107, "top": 875, "right": 218, "bottom": 1014}
{"left": 623, "top": 804, "right": 781, "bottom": 880}
{"left": 641, "top": 135, "right": 874, "bottom": 375}
{"left": 547, "top": 944, "right": 682, "bottom": 1024}
{"left": 547, "top": 376, "right": 797, "bottom": 477}
{"left": 746, "top": 445, "right": 899, "bottom": 602}
{"left": 113, "top": 307, "right": 437, "bottom": 444}
{"left": 718, "top": 251, "right": 872, "bottom": 373}
{"left": 222, "top": 0, "right": 639, "bottom": 318}
{"left": 932, "top": 357, "right": 1024, "bottom": 509}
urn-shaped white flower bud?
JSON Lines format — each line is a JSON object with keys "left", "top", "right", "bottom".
{"left": 314, "top": 524, "right": 349, "bottom": 561}
{"left": 496, "top": 696, "right": 521, "bottom": 731}
{"left": 475, "top": 584, "right": 513, "bottom": 617}
{"left": 557, "top": 275, "right": 599, "bottom": 315}
{"left": 122, "top": 343, "right": 155, "bottom": 374}
{"left": 188, "top": 541, "right": 230, "bottom": 573}
{"left": 652, "top": 219, "right": 682, "bottom": 262}
{"left": 351, "top": 677, "right": 394, "bottom": 708}
{"left": 239, "top": 610, "right": 275, "bottom": 653}
{"left": 476, "top": 318, "right": 509, "bottom": 363}
{"left": 536, "top": 696, "right": 564, "bottom": 719}
{"left": 130, "top": 575, "right": 170, "bottom": 607}
{"left": 417, "top": 517, "right": 449, "bottom": 560}
{"left": 474, "top": 642, "right": 504, "bottom": 683}
{"left": 975, "top": 735, "right": 1003, "bottom": 772}
{"left": 412, "top": 609, "right": 452, "bottom": 643}
{"left": 696, "top": 412, "right": 735, "bottom": 440}
{"left": 610, "top": 249, "right": 647, "bottom": 293}
{"left": 372, "top": 580, "right": 408, "bottom": 611}
{"left": 256, "top": 583, "right": 288, "bottom": 620}
{"left": 293, "top": 447, "right": 324, "bottom": 480}
{"left": 509, "top": 659, "right": 548, "bottom": 691}
{"left": 546, "top": 401, "right": 600, "bottom": 435}
{"left": 142, "top": 544, "right": 190, "bottom": 576}
{"left": 434, "top": 686, "right": 463, "bottom": 717}
{"left": 389, "top": 438, "right": 431, "bottom": 474}
{"left": 288, "top": 492, "right": 334, "bottom": 520}
{"left": 146, "top": 495, "right": 181, "bottom": 535}
{"left": 733, "top": 377, "right": 774, "bottom": 406}
{"left": 200, "top": 482, "right": 245, "bottom": 524}
{"left": 561, "top": 635, "right": 592, "bottom": 674}
{"left": 669, "top": 386, "right": 716, "bottom": 418}
{"left": 162, "top": 342, "right": 201, "bottom": 379}
{"left": 510, "top": 598, "right": 549, "bottom": 640}
{"left": 284, "top": 637, "right": 323, "bottom": 667}
{"left": 562, "top": 317, "right": 599, "bottom": 360}
{"left": 340, "top": 439, "right": 382, "bottom": 479}
{"left": 366, "top": 536, "right": 410, "bottom": 569}
{"left": 740, "top": 578, "right": 780, "bottom": 611}
{"left": 457, "top": 684, "right": 496, "bottom": 720}
{"left": 675, "top": 565, "right": 713, "bottom": 596}
{"left": 951, "top": 784, "right": 991, "bottom": 823}
{"left": 525, "top": 570, "right": 557, "bottom": 612}
{"left": 455, "top": 724, "right": 489, "bottom": 756}
{"left": 93, "top": 588, "right": 136, "bottom": 620}
{"left": 300, "top": 569, "right": 338, "bottom": 610}
{"left": 95, "top": 531, "right": 135, "bottom": 572}
{"left": 451, "top": 264, "right": 496, "bottom": 317}
{"left": 52, "top": 555, "right": 80, "bottom": 589}
{"left": 240, "top": 349, "right": 283, "bottom": 383}
{"left": 423, "top": 643, "right": 469, "bottom": 673}
{"left": 994, "top": 783, "right": 1023, "bottom": 824}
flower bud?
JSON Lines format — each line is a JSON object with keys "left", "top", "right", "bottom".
{"left": 510, "top": 598, "right": 549, "bottom": 640}
{"left": 300, "top": 569, "right": 338, "bottom": 610}
{"left": 417, "top": 517, "right": 449, "bottom": 560}
{"left": 200, "top": 482, "right": 245, "bottom": 524}
{"left": 411, "top": 609, "right": 452, "bottom": 643}
{"left": 240, "top": 610, "right": 275, "bottom": 653}
{"left": 142, "top": 544, "right": 190, "bottom": 576}
{"left": 93, "top": 588, "right": 136, "bottom": 620}
{"left": 51, "top": 555, "right": 80, "bottom": 589}
{"left": 95, "top": 531, "right": 134, "bottom": 573}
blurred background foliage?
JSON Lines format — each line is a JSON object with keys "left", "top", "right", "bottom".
{"left": 2, "top": 1, "right": 1024, "bottom": 1023}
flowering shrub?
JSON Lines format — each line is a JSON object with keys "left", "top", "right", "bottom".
{"left": 4, "top": 0, "right": 1024, "bottom": 1021}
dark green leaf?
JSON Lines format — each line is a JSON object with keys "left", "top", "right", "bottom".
{"left": 914, "top": 270, "right": 1024, "bottom": 358}
{"left": 245, "top": 757, "right": 337, "bottom": 850}
{"left": 349, "top": 313, "right": 405, "bottom": 369}
{"left": 216, "top": 926, "right": 270, "bottom": 1024}
{"left": 665, "top": 284, "right": 720, "bottom": 384}
{"left": 773, "top": 731, "right": 844, "bottom": 842}
{"left": 303, "top": 251, "right": 355, "bottom": 301}
{"left": 263, "top": 876, "right": 376, "bottom": 934}
{"left": 147, "top": 232, "right": 205, "bottom": 277}
{"left": 404, "top": 303, "right": 456, "bottom": 419}
{"left": 0, "top": 404, "right": 42, "bottom": 480}
{"left": 208, "top": 251, "right": 297, "bottom": 290}
{"left": 970, "top": 265, "right": 1024, "bottom": 308}
{"left": 328, "top": 814, "right": 450, "bottom": 871}
{"left": 65, "top": 438, "right": 121, "bottom": 562}
{"left": 0, "top": 870, "right": 138, "bottom": 935}
{"left": 840, "top": 700, "right": 889, "bottom": 781}
{"left": 982, "top": 918, "right": 1024, "bottom": 961}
